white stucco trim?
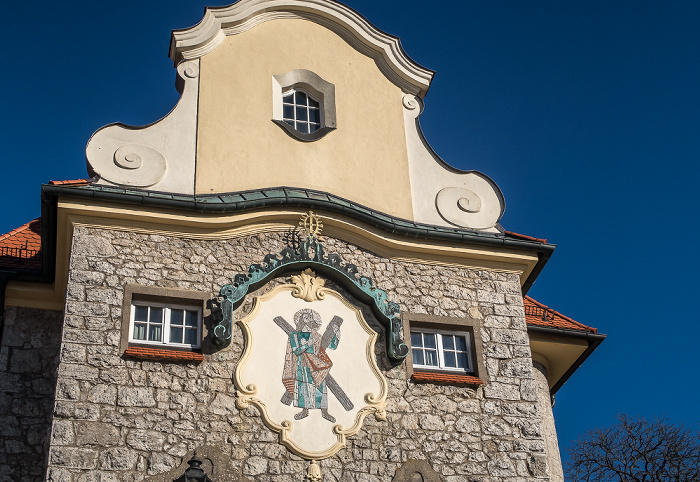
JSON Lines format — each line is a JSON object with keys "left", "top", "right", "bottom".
{"left": 402, "top": 94, "right": 505, "bottom": 231}
{"left": 85, "top": 60, "right": 200, "bottom": 194}
{"left": 169, "top": 0, "right": 434, "bottom": 97}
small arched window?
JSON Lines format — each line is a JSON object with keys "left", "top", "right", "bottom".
{"left": 282, "top": 90, "right": 322, "bottom": 134}
{"left": 272, "top": 69, "right": 336, "bottom": 141}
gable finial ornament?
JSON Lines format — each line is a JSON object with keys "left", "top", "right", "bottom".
{"left": 213, "top": 211, "right": 408, "bottom": 363}
{"left": 299, "top": 210, "right": 323, "bottom": 238}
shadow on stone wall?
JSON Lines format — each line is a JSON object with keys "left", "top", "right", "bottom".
{"left": 0, "top": 307, "right": 63, "bottom": 480}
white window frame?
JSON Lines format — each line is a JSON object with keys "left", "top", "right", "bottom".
{"left": 410, "top": 328, "right": 473, "bottom": 373}
{"left": 281, "top": 88, "right": 323, "bottom": 134}
{"left": 272, "top": 69, "right": 336, "bottom": 142}
{"left": 129, "top": 301, "right": 202, "bottom": 349}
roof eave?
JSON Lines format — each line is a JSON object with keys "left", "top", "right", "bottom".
{"left": 527, "top": 324, "right": 607, "bottom": 395}
{"left": 41, "top": 183, "right": 555, "bottom": 256}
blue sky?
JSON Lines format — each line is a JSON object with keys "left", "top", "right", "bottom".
{"left": 2, "top": 0, "right": 699, "bottom": 462}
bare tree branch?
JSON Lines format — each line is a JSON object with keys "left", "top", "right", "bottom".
{"left": 565, "top": 414, "right": 700, "bottom": 482}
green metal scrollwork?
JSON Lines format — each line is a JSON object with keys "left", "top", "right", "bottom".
{"left": 214, "top": 234, "right": 408, "bottom": 363}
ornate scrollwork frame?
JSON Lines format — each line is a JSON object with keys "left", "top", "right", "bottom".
{"left": 214, "top": 231, "right": 408, "bottom": 363}
{"left": 234, "top": 272, "right": 388, "bottom": 460}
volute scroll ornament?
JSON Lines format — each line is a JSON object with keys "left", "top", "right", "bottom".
{"left": 435, "top": 186, "right": 484, "bottom": 221}
{"left": 100, "top": 143, "right": 167, "bottom": 187}
{"left": 402, "top": 93, "right": 423, "bottom": 113}
{"left": 177, "top": 60, "right": 200, "bottom": 79}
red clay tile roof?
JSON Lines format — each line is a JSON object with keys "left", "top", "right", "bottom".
{"left": 0, "top": 218, "right": 42, "bottom": 270}
{"left": 524, "top": 296, "right": 597, "bottom": 333}
{"left": 48, "top": 179, "right": 91, "bottom": 186}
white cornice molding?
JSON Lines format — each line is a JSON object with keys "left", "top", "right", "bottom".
{"left": 169, "top": 0, "right": 434, "bottom": 97}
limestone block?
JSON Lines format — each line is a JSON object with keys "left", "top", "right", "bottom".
{"left": 85, "top": 289, "right": 122, "bottom": 306}
{"left": 490, "top": 329, "right": 529, "bottom": 346}
{"left": 514, "top": 438, "right": 546, "bottom": 453}
{"left": 429, "top": 394, "right": 457, "bottom": 413}
{"left": 72, "top": 236, "right": 117, "bottom": 257}
{"left": 58, "top": 363, "right": 99, "bottom": 382}
{"left": 100, "top": 447, "right": 138, "bottom": 471}
{"left": 485, "top": 343, "right": 512, "bottom": 359}
{"left": 65, "top": 302, "right": 109, "bottom": 318}
{"left": 66, "top": 284, "right": 86, "bottom": 302}
{"left": 76, "top": 471, "right": 120, "bottom": 482}
{"left": 418, "top": 414, "right": 445, "bottom": 431}
{"left": 527, "top": 454, "right": 549, "bottom": 478}
{"left": 51, "top": 420, "right": 75, "bottom": 446}
{"left": 54, "top": 402, "right": 100, "bottom": 421}
{"left": 117, "top": 387, "right": 156, "bottom": 408}
{"left": 494, "top": 304, "right": 525, "bottom": 317}
{"left": 243, "top": 456, "right": 268, "bottom": 476}
{"left": 483, "top": 382, "right": 521, "bottom": 401}
{"left": 46, "top": 467, "right": 74, "bottom": 481}
{"left": 50, "top": 447, "right": 99, "bottom": 469}
{"left": 69, "top": 270, "right": 106, "bottom": 285}
{"left": 520, "top": 378, "right": 538, "bottom": 402}
{"left": 455, "top": 415, "right": 481, "bottom": 434}
{"left": 146, "top": 452, "right": 177, "bottom": 475}
{"left": 487, "top": 454, "right": 517, "bottom": 477}
{"left": 483, "top": 315, "right": 512, "bottom": 329}
{"left": 126, "top": 429, "right": 165, "bottom": 452}
{"left": 502, "top": 402, "right": 538, "bottom": 418}
{"left": 500, "top": 358, "right": 534, "bottom": 378}
{"left": 457, "top": 399, "right": 480, "bottom": 413}
{"left": 208, "top": 393, "right": 236, "bottom": 416}
{"left": 482, "top": 417, "right": 513, "bottom": 437}
{"left": 61, "top": 343, "right": 87, "bottom": 363}
{"left": 75, "top": 422, "right": 120, "bottom": 446}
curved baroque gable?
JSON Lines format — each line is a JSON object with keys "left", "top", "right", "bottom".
{"left": 84, "top": 0, "right": 506, "bottom": 232}
{"left": 169, "top": 0, "right": 434, "bottom": 97}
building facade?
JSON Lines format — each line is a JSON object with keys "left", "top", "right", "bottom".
{"left": 0, "top": 1, "right": 604, "bottom": 480}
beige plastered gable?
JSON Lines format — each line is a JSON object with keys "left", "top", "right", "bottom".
{"left": 85, "top": 0, "right": 506, "bottom": 232}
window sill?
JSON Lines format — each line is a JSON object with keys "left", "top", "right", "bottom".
{"left": 124, "top": 346, "right": 204, "bottom": 364}
{"left": 411, "top": 371, "right": 484, "bottom": 386}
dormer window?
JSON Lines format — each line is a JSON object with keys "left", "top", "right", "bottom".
{"left": 272, "top": 69, "right": 336, "bottom": 141}
{"left": 283, "top": 90, "right": 322, "bottom": 134}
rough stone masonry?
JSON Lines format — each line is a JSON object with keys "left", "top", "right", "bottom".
{"left": 3, "top": 225, "right": 550, "bottom": 481}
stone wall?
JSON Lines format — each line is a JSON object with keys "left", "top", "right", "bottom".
{"left": 0, "top": 306, "right": 63, "bottom": 481}
{"left": 533, "top": 363, "right": 563, "bottom": 482}
{"left": 45, "top": 225, "right": 550, "bottom": 481}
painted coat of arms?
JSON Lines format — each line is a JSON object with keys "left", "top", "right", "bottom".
{"left": 234, "top": 269, "right": 388, "bottom": 460}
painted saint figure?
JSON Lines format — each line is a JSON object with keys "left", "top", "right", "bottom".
{"left": 281, "top": 309, "right": 341, "bottom": 422}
